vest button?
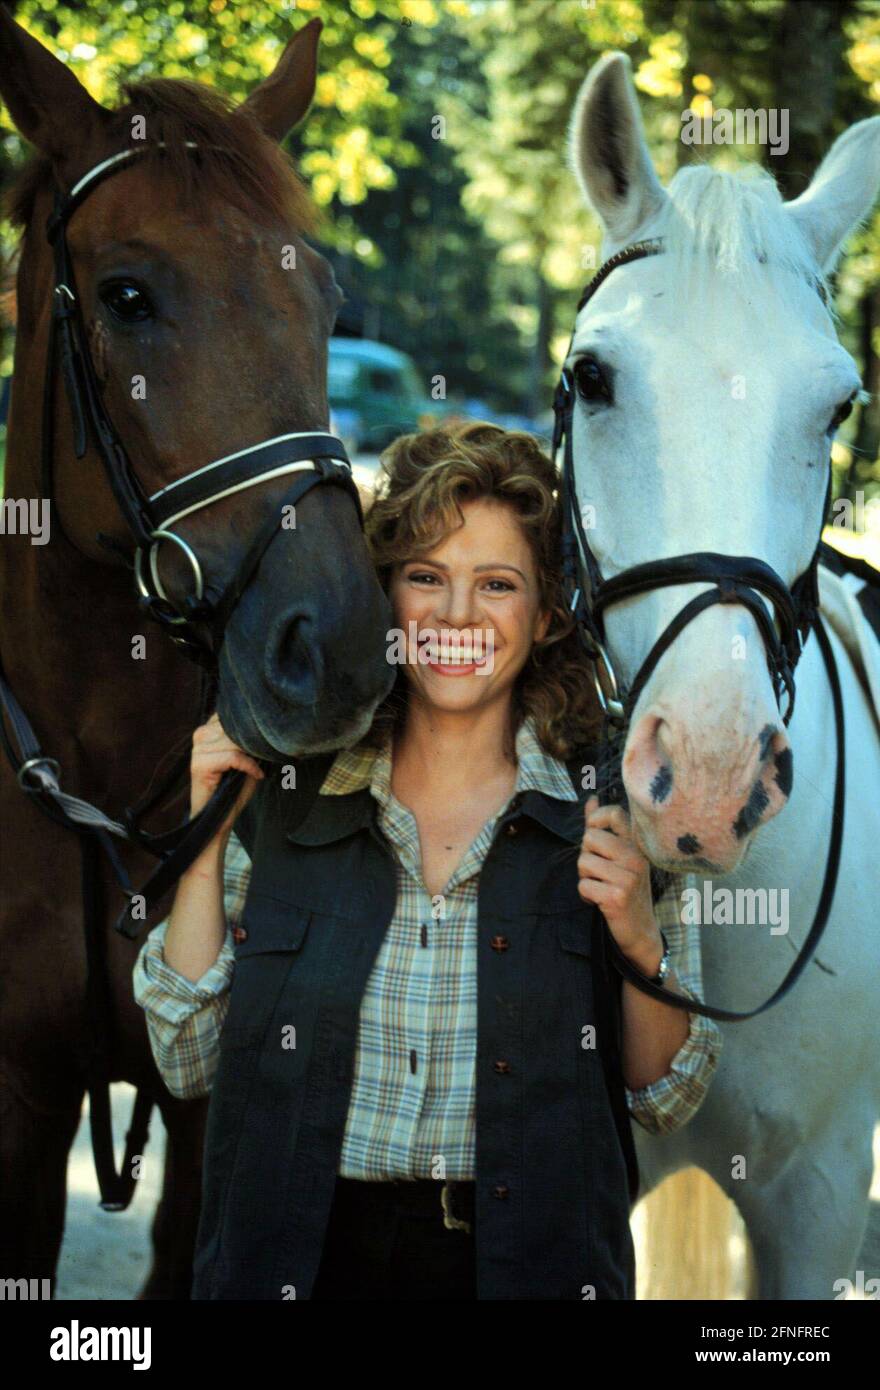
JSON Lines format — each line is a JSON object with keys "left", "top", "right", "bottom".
{"left": 504, "top": 821, "right": 518, "bottom": 836}
{"left": 492, "top": 1185, "right": 510, "bottom": 1200}
{"left": 493, "top": 1060, "right": 511, "bottom": 1075}
{"left": 232, "top": 925, "right": 248, "bottom": 944}
{"left": 490, "top": 935, "right": 510, "bottom": 953}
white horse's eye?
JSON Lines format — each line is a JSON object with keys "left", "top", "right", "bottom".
{"left": 827, "top": 395, "right": 855, "bottom": 434}
{"left": 573, "top": 356, "right": 613, "bottom": 405}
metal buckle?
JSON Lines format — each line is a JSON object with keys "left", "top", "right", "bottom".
{"left": 440, "top": 1182, "right": 473, "bottom": 1235}
{"left": 591, "top": 640, "right": 626, "bottom": 725}
{"left": 134, "top": 529, "right": 204, "bottom": 626}
{"left": 17, "top": 755, "right": 61, "bottom": 792}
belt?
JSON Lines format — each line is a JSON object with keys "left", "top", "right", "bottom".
{"left": 335, "top": 1176, "right": 476, "bottom": 1234}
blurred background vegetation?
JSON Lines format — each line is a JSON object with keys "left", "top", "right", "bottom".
{"left": 1, "top": 0, "right": 878, "bottom": 537}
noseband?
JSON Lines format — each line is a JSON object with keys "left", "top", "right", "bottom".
{"left": 554, "top": 237, "right": 825, "bottom": 729}
{"left": 42, "top": 141, "right": 359, "bottom": 665}
{"left": 554, "top": 238, "right": 847, "bottom": 1025}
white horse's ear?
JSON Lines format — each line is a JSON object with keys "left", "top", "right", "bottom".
{"left": 569, "top": 51, "right": 667, "bottom": 245}
{"left": 785, "top": 116, "right": 880, "bottom": 273}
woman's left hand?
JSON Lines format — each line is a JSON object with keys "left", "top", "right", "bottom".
{"left": 576, "top": 795, "right": 663, "bottom": 970}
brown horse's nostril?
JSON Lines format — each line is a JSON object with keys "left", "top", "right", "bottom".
{"left": 263, "top": 613, "right": 321, "bottom": 708}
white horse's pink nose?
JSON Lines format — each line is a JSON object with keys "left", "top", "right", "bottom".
{"left": 622, "top": 712, "right": 792, "bottom": 870}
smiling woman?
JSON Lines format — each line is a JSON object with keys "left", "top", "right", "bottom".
{"left": 133, "top": 419, "right": 722, "bottom": 1301}
{"left": 364, "top": 421, "right": 603, "bottom": 759}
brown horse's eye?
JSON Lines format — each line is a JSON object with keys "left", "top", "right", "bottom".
{"left": 573, "top": 356, "right": 613, "bottom": 405}
{"left": 100, "top": 280, "right": 154, "bottom": 323}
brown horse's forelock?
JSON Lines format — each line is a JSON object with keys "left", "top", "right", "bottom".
{"left": 4, "top": 75, "right": 318, "bottom": 236}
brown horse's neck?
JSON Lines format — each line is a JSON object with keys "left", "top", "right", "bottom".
{"left": 1, "top": 221, "right": 203, "bottom": 817}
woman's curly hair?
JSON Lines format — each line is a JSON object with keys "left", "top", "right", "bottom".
{"left": 363, "top": 419, "right": 604, "bottom": 759}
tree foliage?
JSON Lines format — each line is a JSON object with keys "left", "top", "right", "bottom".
{"left": 1, "top": 0, "right": 878, "bottom": 501}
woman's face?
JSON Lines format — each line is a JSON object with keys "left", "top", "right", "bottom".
{"left": 389, "top": 496, "right": 550, "bottom": 716}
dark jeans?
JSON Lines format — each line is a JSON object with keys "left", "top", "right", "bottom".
{"left": 311, "top": 1176, "right": 477, "bottom": 1301}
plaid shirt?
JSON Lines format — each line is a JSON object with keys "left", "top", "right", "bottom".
{"left": 133, "top": 718, "right": 721, "bottom": 1178}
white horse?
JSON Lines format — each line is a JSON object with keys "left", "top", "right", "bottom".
{"left": 566, "top": 52, "right": 880, "bottom": 1299}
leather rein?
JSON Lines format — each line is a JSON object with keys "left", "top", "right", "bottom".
{"left": 0, "top": 142, "right": 362, "bottom": 1208}
{"left": 554, "top": 238, "right": 846, "bottom": 1023}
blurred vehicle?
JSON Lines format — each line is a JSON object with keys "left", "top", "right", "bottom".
{"left": 496, "top": 410, "right": 555, "bottom": 445}
{"left": 328, "top": 338, "right": 431, "bottom": 454}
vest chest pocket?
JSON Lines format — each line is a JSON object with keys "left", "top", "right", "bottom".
{"left": 222, "top": 897, "right": 312, "bottom": 1052}
{"left": 233, "top": 896, "right": 312, "bottom": 957}
{"left": 555, "top": 911, "right": 594, "bottom": 958}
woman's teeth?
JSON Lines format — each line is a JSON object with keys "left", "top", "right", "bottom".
{"left": 421, "top": 643, "right": 486, "bottom": 665}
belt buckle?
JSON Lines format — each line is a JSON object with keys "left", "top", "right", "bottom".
{"left": 440, "top": 1181, "right": 472, "bottom": 1235}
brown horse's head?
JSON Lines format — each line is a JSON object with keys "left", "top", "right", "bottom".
{"left": 0, "top": 10, "right": 394, "bottom": 759}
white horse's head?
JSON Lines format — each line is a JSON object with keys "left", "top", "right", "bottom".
{"left": 567, "top": 53, "right": 880, "bottom": 874}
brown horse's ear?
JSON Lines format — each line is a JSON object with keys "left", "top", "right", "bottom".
{"left": 241, "top": 17, "right": 322, "bottom": 142}
{"left": 0, "top": 5, "right": 110, "bottom": 166}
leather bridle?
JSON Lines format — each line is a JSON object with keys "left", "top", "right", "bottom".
{"left": 554, "top": 237, "right": 846, "bottom": 1023}
{"left": 0, "top": 141, "right": 364, "bottom": 1208}
{"left": 41, "top": 141, "right": 361, "bottom": 666}
{"left": 555, "top": 238, "right": 826, "bottom": 729}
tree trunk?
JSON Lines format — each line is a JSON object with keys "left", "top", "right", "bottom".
{"left": 528, "top": 264, "right": 552, "bottom": 420}
{"left": 769, "top": 0, "right": 853, "bottom": 197}
{"left": 851, "top": 285, "right": 880, "bottom": 505}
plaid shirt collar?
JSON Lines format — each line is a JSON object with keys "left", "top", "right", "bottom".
{"left": 319, "top": 715, "right": 579, "bottom": 809}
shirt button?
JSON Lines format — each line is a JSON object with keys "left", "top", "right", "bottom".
{"left": 492, "top": 1185, "right": 510, "bottom": 1200}
{"left": 490, "top": 935, "right": 510, "bottom": 953}
{"left": 493, "top": 1060, "right": 511, "bottom": 1075}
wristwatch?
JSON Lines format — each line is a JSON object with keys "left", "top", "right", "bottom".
{"left": 647, "top": 929, "right": 670, "bottom": 986}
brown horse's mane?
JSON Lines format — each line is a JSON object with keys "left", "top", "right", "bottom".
{"left": 4, "top": 74, "right": 318, "bottom": 237}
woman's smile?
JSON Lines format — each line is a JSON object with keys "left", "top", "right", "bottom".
{"left": 418, "top": 627, "right": 495, "bottom": 675}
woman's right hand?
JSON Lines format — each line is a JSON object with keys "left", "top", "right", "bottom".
{"left": 189, "top": 712, "right": 266, "bottom": 839}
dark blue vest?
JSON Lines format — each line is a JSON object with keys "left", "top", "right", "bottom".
{"left": 190, "top": 750, "right": 639, "bottom": 1300}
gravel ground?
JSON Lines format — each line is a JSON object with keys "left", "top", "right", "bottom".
{"left": 55, "top": 1085, "right": 164, "bottom": 1301}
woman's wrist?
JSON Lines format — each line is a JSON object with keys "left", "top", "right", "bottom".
{"left": 622, "top": 927, "right": 665, "bottom": 979}
{"left": 182, "top": 833, "right": 230, "bottom": 882}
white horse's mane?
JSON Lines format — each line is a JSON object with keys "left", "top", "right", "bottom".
{"left": 643, "top": 163, "right": 835, "bottom": 315}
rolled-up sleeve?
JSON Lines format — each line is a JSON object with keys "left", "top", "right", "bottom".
{"left": 625, "top": 873, "right": 722, "bottom": 1136}
{"left": 132, "top": 831, "right": 252, "bottom": 1100}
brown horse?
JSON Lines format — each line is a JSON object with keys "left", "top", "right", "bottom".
{"left": 0, "top": 11, "right": 393, "bottom": 1297}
